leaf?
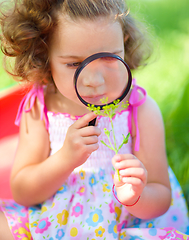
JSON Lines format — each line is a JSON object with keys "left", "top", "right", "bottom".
{"left": 123, "top": 133, "right": 130, "bottom": 144}
{"left": 118, "top": 133, "right": 130, "bottom": 151}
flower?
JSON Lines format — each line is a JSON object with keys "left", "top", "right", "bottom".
{"left": 57, "top": 184, "right": 67, "bottom": 194}
{"left": 57, "top": 209, "right": 69, "bottom": 226}
{"left": 6, "top": 203, "right": 27, "bottom": 217}
{"left": 117, "top": 220, "right": 128, "bottom": 231}
{"left": 102, "top": 183, "right": 111, "bottom": 192}
{"left": 109, "top": 200, "right": 115, "bottom": 213}
{"left": 95, "top": 226, "right": 105, "bottom": 237}
{"left": 70, "top": 174, "right": 77, "bottom": 185}
{"left": 41, "top": 206, "right": 48, "bottom": 214}
{"left": 71, "top": 203, "right": 83, "bottom": 217}
{"left": 30, "top": 221, "right": 38, "bottom": 228}
{"left": 89, "top": 174, "right": 97, "bottom": 187}
{"left": 159, "top": 227, "right": 189, "bottom": 240}
{"left": 133, "top": 218, "right": 142, "bottom": 226}
{"left": 119, "top": 232, "right": 127, "bottom": 239}
{"left": 115, "top": 207, "right": 121, "bottom": 221}
{"left": 35, "top": 217, "right": 51, "bottom": 234}
{"left": 86, "top": 209, "right": 104, "bottom": 227}
{"left": 98, "top": 168, "right": 105, "bottom": 180}
{"left": 108, "top": 220, "right": 118, "bottom": 239}
{"left": 18, "top": 226, "right": 32, "bottom": 240}
{"left": 68, "top": 223, "right": 83, "bottom": 240}
{"left": 79, "top": 170, "right": 86, "bottom": 180}
{"left": 55, "top": 229, "right": 65, "bottom": 240}
{"left": 77, "top": 186, "right": 86, "bottom": 196}
{"left": 146, "top": 221, "right": 154, "bottom": 228}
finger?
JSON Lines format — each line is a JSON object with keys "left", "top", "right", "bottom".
{"left": 75, "top": 112, "right": 97, "bottom": 129}
{"left": 114, "top": 170, "right": 125, "bottom": 187}
{"left": 113, "top": 158, "right": 142, "bottom": 170}
{"left": 83, "top": 135, "right": 99, "bottom": 145}
{"left": 112, "top": 154, "right": 136, "bottom": 166}
{"left": 119, "top": 168, "right": 147, "bottom": 183}
{"left": 121, "top": 176, "right": 144, "bottom": 187}
{"left": 86, "top": 143, "right": 99, "bottom": 153}
{"left": 79, "top": 125, "right": 101, "bottom": 137}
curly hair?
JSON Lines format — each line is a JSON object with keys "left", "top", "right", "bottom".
{"left": 0, "top": 0, "right": 152, "bottom": 85}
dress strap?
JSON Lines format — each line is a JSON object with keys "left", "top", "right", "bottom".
{"left": 15, "top": 85, "right": 49, "bottom": 129}
{"left": 128, "top": 79, "right": 147, "bottom": 151}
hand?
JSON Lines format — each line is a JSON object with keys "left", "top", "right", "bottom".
{"left": 62, "top": 112, "right": 101, "bottom": 169}
{"left": 112, "top": 154, "right": 147, "bottom": 206}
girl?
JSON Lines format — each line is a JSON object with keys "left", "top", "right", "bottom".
{"left": 0, "top": 0, "right": 188, "bottom": 239}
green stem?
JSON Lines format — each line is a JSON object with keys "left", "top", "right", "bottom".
{"left": 110, "top": 118, "right": 117, "bottom": 152}
{"left": 110, "top": 117, "right": 120, "bottom": 181}
{"left": 107, "top": 135, "right": 114, "bottom": 151}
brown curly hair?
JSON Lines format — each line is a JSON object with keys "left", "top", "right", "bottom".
{"left": 0, "top": 0, "right": 152, "bottom": 85}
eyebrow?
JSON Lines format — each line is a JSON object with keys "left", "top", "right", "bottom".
{"left": 58, "top": 55, "right": 82, "bottom": 59}
{"left": 58, "top": 50, "right": 124, "bottom": 59}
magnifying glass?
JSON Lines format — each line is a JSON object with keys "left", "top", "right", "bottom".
{"left": 74, "top": 52, "right": 132, "bottom": 125}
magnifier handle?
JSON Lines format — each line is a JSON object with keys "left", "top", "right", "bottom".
{"left": 88, "top": 117, "right": 97, "bottom": 126}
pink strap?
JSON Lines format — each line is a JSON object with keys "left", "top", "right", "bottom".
{"left": 129, "top": 79, "right": 147, "bottom": 151}
{"left": 15, "top": 85, "right": 49, "bottom": 129}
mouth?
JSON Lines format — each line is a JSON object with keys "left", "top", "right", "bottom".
{"left": 81, "top": 94, "right": 106, "bottom": 105}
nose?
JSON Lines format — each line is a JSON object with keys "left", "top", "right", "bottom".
{"left": 82, "top": 70, "right": 105, "bottom": 88}
{"left": 79, "top": 60, "right": 105, "bottom": 88}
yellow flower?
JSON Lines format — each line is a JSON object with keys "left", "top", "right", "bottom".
{"left": 115, "top": 206, "right": 121, "bottom": 221}
{"left": 102, "top": 183, "right": 111, "bottom": 192}
{"left": 30, "top": 221, "right": 38, "bottom": 228}
{"left": 95, "top": 226, "right": 105, "bottom": 237}
{"left": 18, "top": 227, "right": 32, "bottom": 240}
{"left": 119, "top": 232, "right": 127, "bottom": 239}
{"left": 57, "top": 209, "right": 69, "bottom": 226}
{"left": 41, "top": 206, "right": 47, "bottom": 214}
{"left": 70, "top": 227, "right": 78, "bottom": 237}
{"left": 79, "top": 170, "right": 86, "bottom": 180}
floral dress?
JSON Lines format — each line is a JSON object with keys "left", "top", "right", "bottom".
{"left": 0, "top": 81, "right": 189, "bottom": 240}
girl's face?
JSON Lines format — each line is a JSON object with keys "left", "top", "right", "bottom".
{"left": 49, "top": 15, "right": 125, "bottom": 114}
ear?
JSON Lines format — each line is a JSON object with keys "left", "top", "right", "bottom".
{"left": 124, "top": 35, "right": 129, "bottom": 43}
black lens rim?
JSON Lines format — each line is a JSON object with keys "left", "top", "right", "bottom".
{"left": 74, "top": 52, "right": 132, "bottom": 109}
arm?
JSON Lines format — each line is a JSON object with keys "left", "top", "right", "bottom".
{"left": 112, "top": 96, "right": 171, "bottom": 219}
{"left": 11, "top": 100, "right": 100, "bottom": 206}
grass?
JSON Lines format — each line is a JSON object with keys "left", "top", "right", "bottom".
{"left": 127, "top": 0, "right": 189, "bottom": 207}
{"left": 0, "top": 0, "right": 189, "bottom": 207}
{"left": 0, "top": 52, "right": 15, "bottom": 90}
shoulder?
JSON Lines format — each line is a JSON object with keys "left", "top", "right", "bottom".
{"left": 131, "top": 93, "right": 164, "bottom": 138}
{"left": 138, "top": 95, "right": 163, "bottom": 122}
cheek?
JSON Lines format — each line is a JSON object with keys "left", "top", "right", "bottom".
{"left": 50, "top": 65, "right": 74, "bottom": 93}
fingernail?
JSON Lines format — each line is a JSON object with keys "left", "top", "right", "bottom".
{"left": 115, "top": 162, "right": 120, "bottom": 168}
{"left": 122, "top": 177, "right": 127, "bottom": 183}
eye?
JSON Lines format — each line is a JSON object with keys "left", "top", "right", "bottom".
{"left": 101, "top": 57, "right": 117, "bottom": 63}
{"left": 66, "top": 62, "right": 81, "bottom": 68}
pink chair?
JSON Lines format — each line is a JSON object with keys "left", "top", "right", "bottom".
{"left": 0, "top": 85, "right": 30, "bottom": 199}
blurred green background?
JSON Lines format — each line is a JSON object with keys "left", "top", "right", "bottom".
{"left": 127, "top": 0, "right": 189, "bottom": 208}
{"left": 0, "top": 0, "right": 189, "bottom": 207}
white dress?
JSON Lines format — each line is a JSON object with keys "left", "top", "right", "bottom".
{"left": 0, "top": 82, "right": 188, "bottom": 240}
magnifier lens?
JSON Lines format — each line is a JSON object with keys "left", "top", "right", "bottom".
{"left": 74, "top": 53, "right": 131, "bottom": 109}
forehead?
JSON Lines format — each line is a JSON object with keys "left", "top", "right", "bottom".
{"left": 50, "top": 15, "right": 124, "bottom": 57}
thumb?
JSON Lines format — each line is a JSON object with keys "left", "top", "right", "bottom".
{"left": 75, "top": 112, "right": 97, "bottom": 128}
